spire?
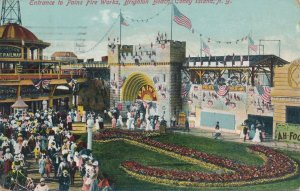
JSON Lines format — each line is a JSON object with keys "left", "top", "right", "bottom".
{"left": 1, "top": 0, "right": 22, "bottom": 25}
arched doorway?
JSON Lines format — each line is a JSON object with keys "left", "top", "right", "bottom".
{"left": 121, "top": 73, "right": 158, "bottom": 102}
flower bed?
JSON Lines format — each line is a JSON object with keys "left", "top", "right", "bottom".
{"left": 94, "top": 129, "right": 299, "bottom": 187}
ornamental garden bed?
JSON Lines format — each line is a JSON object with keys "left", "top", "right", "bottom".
{"left": 91, "top": 129, "right": 300, "bottom": 191}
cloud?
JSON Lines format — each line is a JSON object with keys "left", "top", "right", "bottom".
{"left": 297, "top": 23, "right": 300, "bottom": 33}
{"left": 99, "top": 9, "right": 118, "bottom": 25}
{"left": 91, "top": 16, "right": 99, "bottom": 21}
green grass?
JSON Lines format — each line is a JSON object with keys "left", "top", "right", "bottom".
{"left": 92, "top": 133, "right": 300, "bottom": 191}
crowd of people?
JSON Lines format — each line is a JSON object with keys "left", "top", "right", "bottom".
{"left": 107, "top": 102, "right": 164, "bottom": 132}
{"left": 0, "top": 108, "right": 112, "bottom": 191}
{"left": 240, "top": 120, "right": 266, "bottom": 142}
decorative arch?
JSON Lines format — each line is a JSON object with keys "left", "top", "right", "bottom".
{"left": 121, "top": 72, "right": 158, "bottom": 101}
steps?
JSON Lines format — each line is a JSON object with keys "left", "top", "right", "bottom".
{"left": 263, "top": 133, "right": 273, "bottom": 142}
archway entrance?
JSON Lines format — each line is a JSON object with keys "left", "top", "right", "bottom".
{"left": 121, "top": 73, "right": 158, "bottom": 102}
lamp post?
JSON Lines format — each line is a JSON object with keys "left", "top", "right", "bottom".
{"left": 87, "top": 116, "right": 94, "bottom": 150}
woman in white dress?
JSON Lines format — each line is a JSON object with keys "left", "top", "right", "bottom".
{"left": 95, "top": 117, "right": 100, "bottom": 131}
{"left": 126, "top": 111, "right": 131, "bottom": 130}
{"left": 117, "top": 115, "right": 123, "bottom": 128}
{"left": 252, "top": 128, "right": 261, "bottom": 143}
{"left": 82, "top": 111, "right": 86, "bottom": 123}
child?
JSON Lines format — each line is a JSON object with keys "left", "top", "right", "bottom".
{"left": 33, "top": 146, "right": 41, "bottom": 163}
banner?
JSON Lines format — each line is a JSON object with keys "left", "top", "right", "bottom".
{"left": 275, "top": 123, "right": 300, "bottom": 143}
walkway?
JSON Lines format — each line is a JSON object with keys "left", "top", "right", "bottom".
{"left": 174, "top": 128, "right": 300, "bottom": 152}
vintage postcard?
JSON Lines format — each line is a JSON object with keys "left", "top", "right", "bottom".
{"left": 0, "top": 0, "right": 299, "bottom": 191}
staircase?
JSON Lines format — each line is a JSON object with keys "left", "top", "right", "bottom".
{"left": 71, "top": 122, "right": 86, "bottom": 134}
{"left": 263, "top": 132, "right": 273, "bottom": 142}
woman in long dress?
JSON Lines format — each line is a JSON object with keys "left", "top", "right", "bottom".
{"left": 252, "top": 128, "right": 261, "bottom": 143}
{"left": 39, "top": 156, "right": 46, "bottom": 177}
{"left": 249, "top": 124, "right": 256, "bottom": 140}
{"left": 117, "top": 115, "right": 123, "bottom": 129}
{"left": 111, "top": 117, "right": 117, "bottom": 129}
{"left": 95, "top": 117, "right": 100, "bottom": 131}
{"left": 45, "top": 156, "right": 52, "bottom": 178}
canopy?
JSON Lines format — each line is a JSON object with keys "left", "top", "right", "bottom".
{"left": 11, "top": 96, "right": 28, "bottom": 109}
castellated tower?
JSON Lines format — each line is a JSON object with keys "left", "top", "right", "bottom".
{"left": 108, "top": 40, "right": 186, "bottom": 124}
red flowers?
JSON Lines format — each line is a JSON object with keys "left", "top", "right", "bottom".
{"left": 95, "top": 129, "right": 299, "bottom": 187}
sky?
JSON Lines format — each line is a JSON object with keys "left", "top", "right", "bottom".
{"left": 14, "top": 0, "right": 300, "bottom": 61}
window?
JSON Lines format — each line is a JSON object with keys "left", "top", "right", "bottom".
{"left": 163, "top": 74, "right": 166, "bottom": 82}
{"left": 286, "top": 106, "right": 300, "bottom": 124}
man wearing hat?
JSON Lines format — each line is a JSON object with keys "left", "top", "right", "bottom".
{"left": 34, "top": 178, "right": 49, "bottom": 191}
{"left": 59, "top": 170, "right": 71, "bottom": 191}
{"left": 3, "top": 148, "right": 13, "bottom": 174}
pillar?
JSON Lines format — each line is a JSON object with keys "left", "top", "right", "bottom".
{"left": 87, "top": 117, "right": 94, "bottom": 150}
{"left": 49, "top": 97, "right": 53, "bottom": 108}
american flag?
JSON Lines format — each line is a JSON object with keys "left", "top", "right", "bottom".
{"left": 181, "top": 84, "right": 189, "bottom": 98}
{"left": 216, "top": 85, "right": 228, "bottom": 96}
{"left": 256, "top": 85, "right": 271, "bottom": 103}
{"left": 173, "top": 5, "right": 192, "bottom": 30}
{"left": 120, "top": 13, "right": 129, "bottom": 26}
{"left": 248, "top": 36, "right": 257, "bottom": 52}
{"left": 32, "top": 79, "right": 42, "bottom": 89}
{"left": 42, "top": 79, "right": 51, "bottom": 89}
{"left": 202, "top": 42, "right": 210, "bottom": 55}
{"left": 118, "top": 76, "right": 124, "bottom": 88}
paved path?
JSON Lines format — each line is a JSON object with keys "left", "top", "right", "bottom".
{"left": 1, "top": 127, "right": 300, "bottom": 191}
{"left": 174, "top": 128, "right": 300, "bottom": 152}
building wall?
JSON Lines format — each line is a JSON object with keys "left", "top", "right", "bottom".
{"left": 272, "top": 60, "right": 300, "bottom": 138}
{"left": 108, "top": 41, "right": 185, "bottom": 124}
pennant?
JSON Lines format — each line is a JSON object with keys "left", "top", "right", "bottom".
{"left": 248, "top": 36, "right": 257, "bottom": 52}
{"left": 120, "top": 13, "right": 129, "bottom": 26}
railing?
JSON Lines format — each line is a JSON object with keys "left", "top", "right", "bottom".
{"left": 0, "top": 69, "right": 87, "bottom": 80}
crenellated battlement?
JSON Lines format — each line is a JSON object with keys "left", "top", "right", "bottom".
{"left": 108, "top": 40, "right": 186, "bottom": 65}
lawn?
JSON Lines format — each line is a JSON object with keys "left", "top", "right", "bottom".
{"left": 91, "top": 132, "right": 300, "bottom": 191}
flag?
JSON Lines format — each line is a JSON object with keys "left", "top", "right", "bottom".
{"left": 202, "top": 42, "right": 210, "bottom": 55}
{"left": 32, "top": 79, "right": 42, "bottom": 89}
{"left": 216, "top": 85, "right": 229, "bottom": 96}
{"left": 173, "top": 5, "right": 192, "bottom": 30}
{"left": 120, "top": 14, "right": 129, "bottom": 26}
{"left": 222, "top": 55, "right": 227, "bottom": 65}
{"left": 181, "top": 85, "right": 188, "bottom": 98}
{"left": 256, "top": 85, "right": 271, "bottom": 103}
{"left": 42, "top": 79, "right": 51, "bottom": 89}
{"left": 214, "top": 83, "right": 228, "bottom": 96}
{"left": 118, "top": 76, "right": 124, "bottom": 88}
{"left": 240, "top": 55, "right": 244, "bottom": 65}
{"left": 248, "top": 36, "right": 257, "bottom": 52}
{"left": 181, "top": 83, "right": 190, "bottom": 99}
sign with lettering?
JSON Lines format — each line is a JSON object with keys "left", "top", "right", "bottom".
{"left": 275, "top": 123, "right": 300, "bottom": 143}
{"left": 0, "top": 46, "right": 22, "bottom": 58}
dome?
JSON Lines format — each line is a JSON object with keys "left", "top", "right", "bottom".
{"left": 0, "top": 23, "right": 38, "bottom": 41}
{"left": 51, "top": 52, "right": 78, "bottom": 58}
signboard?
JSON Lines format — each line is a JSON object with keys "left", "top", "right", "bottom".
{"left": 77, "top": 105, "right": 84, "bottom": 115}
{"left": 0, "top": 46, "right": 22, "bottom": 58}
{"left": 275, "top": 123, "right": 300, "bottom": 143}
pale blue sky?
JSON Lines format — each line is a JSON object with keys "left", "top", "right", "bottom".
{"left": 18, "top": 0, "right": 300, "bottom": 61}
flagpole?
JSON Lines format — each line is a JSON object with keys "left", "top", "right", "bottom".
{"left": 170, "top": 3, "right": 173, "bottom": 41}
{"left": 200, "top": 35, "right": 202, "bottom": 58}
{"left": 120, "top": 9, "right": 122, "bottom": 45}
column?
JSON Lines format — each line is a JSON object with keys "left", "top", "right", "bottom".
{"left": 87, "top": 117, "right": 94, "bottom": 150}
